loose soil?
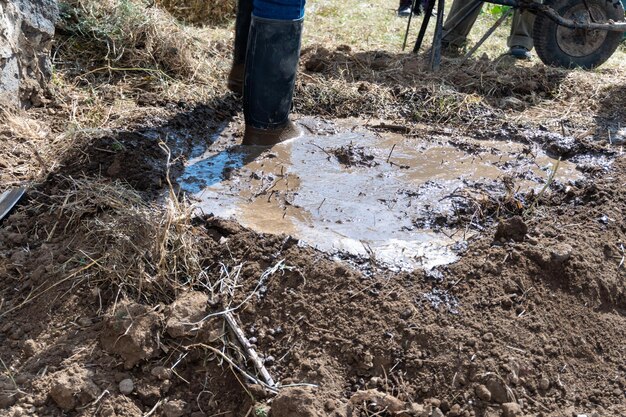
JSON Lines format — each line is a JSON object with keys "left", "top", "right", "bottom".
{"left": 1, "top": 40, "right": 626, "bottom": 417}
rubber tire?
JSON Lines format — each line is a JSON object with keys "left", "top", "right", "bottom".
{"left": 533, "top": 0, "right": 625, "bottom": 69}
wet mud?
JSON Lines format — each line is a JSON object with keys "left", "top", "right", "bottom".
{"left": 179, "top": 117, "right": 585, "bottom": 271}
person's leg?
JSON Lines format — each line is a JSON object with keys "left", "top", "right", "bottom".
{"left": 507, "top": 0, "right": 542, "bottom": 58}
{"left": 227, "top": 0, "right": 253, "bottom": 94}
{"left": 242, "top": 0, "right": 305, "bottom": 146}
{"left": 442, "top": 0, "right": 484, "bottom": 49}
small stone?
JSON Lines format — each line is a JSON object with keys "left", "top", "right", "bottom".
{"left": 150, "top": 366, "right": 172, "bottom": 380}
{"left": 432, "top": 407, "right": 445, "bottom": 417}
{"left": 22, "top": 339, "right": 38, "bottom": 358}
{"left": 0, "top": 393, "right": 16, "bottom": 408}
{"left": 539, "top": 377, "right": 550, "bottom": 391}
{"left": 119, "top": 379, "right": 134, "bottom": 395}
{"left": 501, "top": 402, "right": 522, "bottom": 417}
{"left": 77, "top": 317, "right": 93, "bottom": 327}
{"left": 475, "top": 384, "right": 491, "bottom": 402}
{"left": 400, "top": 309, "right": 412, "bottom": 319}
{"left": 448, "top": 403, "right": 462, "bottom": 416}
{"left": 550, "top": 244, "right": 572, "bottom": 263}
{"left": 430, "top": 398, "right": 442, "bottom": 408}
{"left": 163, "top": 400, "right": 186, "bottom": 417}
{"left": 14, "top": 374, "right": 29, "bottom": 385}
{"left": 482, "top": 333, "right": 494, "bottom": 342}
{"left": 264, "top": 356, "right": 275, "bottom": 366}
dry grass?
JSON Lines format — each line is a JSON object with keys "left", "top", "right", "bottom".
{"left": 56, "top": 0, "right": 229, "bottom": 87}
{"left": 0, "top": 107, "right": 68, "bottom": 186}
{"left": 40, "top": 175, "right": 207, "bottom": 303}
{"left": 156, "top": 0, "right": 235, "bottom": 25}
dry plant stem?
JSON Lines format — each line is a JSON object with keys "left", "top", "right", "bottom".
{"left": 190, "top": 343, "right": 279, "bottom": 394}
{"left": 224, "top": 311, "right": 276, "bottom": 388}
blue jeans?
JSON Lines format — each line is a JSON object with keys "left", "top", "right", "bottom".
{"left": 253, "top": 0, "right": 306, "bottom": 20}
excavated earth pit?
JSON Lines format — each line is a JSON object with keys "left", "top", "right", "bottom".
{"left": 179, "top": 117, "right": 585, "bottom": 272}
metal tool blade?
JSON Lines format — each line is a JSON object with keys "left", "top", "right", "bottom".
{"left": 0, "top": 187, "right": 26, "bottom": 222}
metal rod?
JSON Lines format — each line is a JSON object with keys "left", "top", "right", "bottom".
{"left": 403, "top": 0, "right": 419, "bottom": 50}
{"left": 413, "top": 0, "right": 436, "bottom": 53}
{"left": 460, "top": 6, "right": 514, "bottom": 63}
{"left": 429, "top": 0, "right": 446, "bottom": 71}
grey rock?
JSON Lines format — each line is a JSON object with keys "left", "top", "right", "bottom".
{"left": 0, "top": 0, "right": 58, "bottom": 108}
{"left": 119, "top": 378, "right": 134, "bottom": 395}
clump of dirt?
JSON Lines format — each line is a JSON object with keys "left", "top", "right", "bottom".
{"left": 48, "top": 366, "right": 101, "bottom": 411}
{"left": 494, "top": 216, "right": 528, "bottom": 242}
{"left": 100, "top": 301, "right": 162, "bottom": 369}
{"left": 330, "top": 142, "right": 379, "bottom": 167}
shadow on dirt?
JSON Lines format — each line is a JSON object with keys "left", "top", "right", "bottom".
{"left": 48, "top": 94, "right": 246, "bottom": 197}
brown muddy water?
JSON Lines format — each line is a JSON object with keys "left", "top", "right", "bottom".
{"left": 179, "top": 118, "right": 583, "bottom": 271}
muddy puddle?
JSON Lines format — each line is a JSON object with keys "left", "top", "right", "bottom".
{"left": 179, "top": 118, "right": 584, "bottom": 271}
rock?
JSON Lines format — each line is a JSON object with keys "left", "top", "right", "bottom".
{"left": 482, "top": 332, "right": 494, "bottom": 342}
{"left": 431, "top": 407, "right": 444, "bottom": 417}
{"left": 501, "top": 402, "right": 522, "bottom": 417}
{"left": 14, "top": 374, "right": 29, "bottom": 385}
{"left": 485, "top": 377, "right": 511, "bottom": 404}
{"left": 165, "top": 291, "right": 209, "bottom": 338}
{"left": 78, "top": 317, "right": 93, "bottom": 327}
{"left": 494, "top": 216, "right": 528, "bottom": 242}
{"left": 449, "top": 404, "right": 463, "bottom": 417}
{"left": 22, "top": 339, "right": 38, "bottom": 358}
{"left": 0, "top": 0, "right": 58, "bottom": 108}
{"left": 539, "top": 377, "right": 550, "bottom": 391}
{"left": 475, "top": 384, "right": 491, "bottom": 402}
{"left": 550, "top": 243, "right": 572, "bottom": 264}
{"left": 150, "top": 366, "right": 172, "bottom": 380}
{"left": 500, "top": 97, "right": 525, "bottom": 111}
{"left": 49, "top": 366, "right": 100, "bottom": 411}
{"left": 119, "top": 379, "right": 134, "bottom": 395}
{"left": 162, "top": 399, "right": 186, "bottom": 417}
{"left": 100, "top": 301, "right": 162, "bottom": 369}
{"left": 400, "top": 309, "right": 412, "bottom": 319}
{"left": 0, "top": 393, "right": 16, "bottom": 408}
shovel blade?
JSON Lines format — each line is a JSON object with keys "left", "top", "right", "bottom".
{"left": 0, "top": 187, "right": 26, "bottom": 223}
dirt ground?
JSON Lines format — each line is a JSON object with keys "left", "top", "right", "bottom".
{"left": 1, "top": 1, "right": 626, "bottom": 417}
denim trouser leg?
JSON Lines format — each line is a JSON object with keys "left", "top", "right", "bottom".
{"left": 253, "top": 0, "right": 306, "bottom": 20}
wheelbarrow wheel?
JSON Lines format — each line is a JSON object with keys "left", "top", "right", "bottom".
{"left": 533, "top": 0, "right": 625, "bottom": 69}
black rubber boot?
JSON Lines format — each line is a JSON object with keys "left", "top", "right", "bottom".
{"left": 227, "top": 0, "right": 253, "bottom": 94}
{"left": 242, "top": 16, "right": 303, "bottom": 146}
